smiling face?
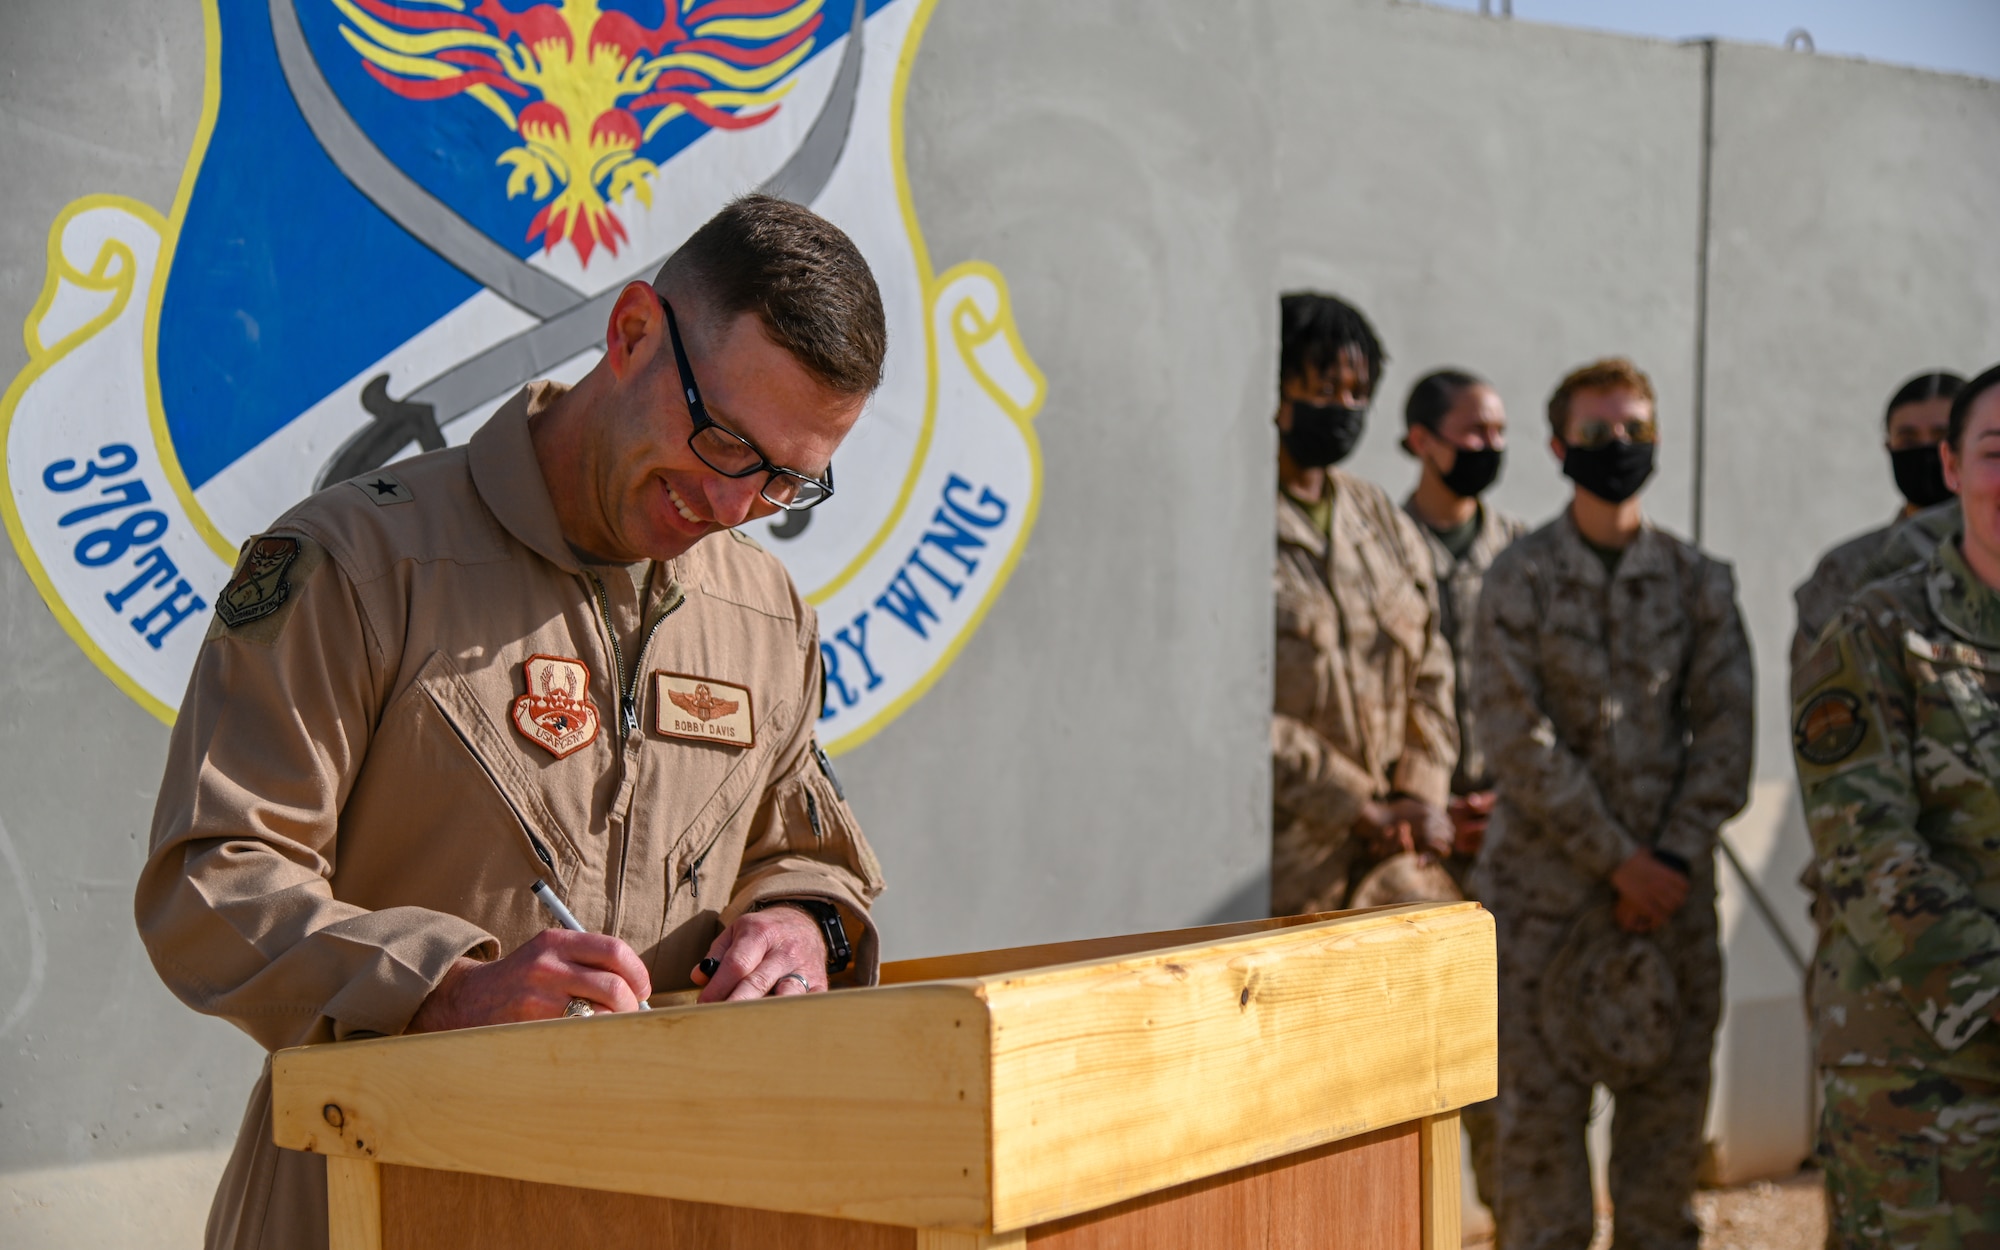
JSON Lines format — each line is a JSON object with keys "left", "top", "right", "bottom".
{"left": 584, "top": 282, "right": 867, "bottom": 562}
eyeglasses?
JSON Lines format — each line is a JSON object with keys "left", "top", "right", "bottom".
{"left": 657, "top": 294, "right": 835, "bottom": 512}
{"left": 1568, "top": 417, "right": 1657, "bottom": 450}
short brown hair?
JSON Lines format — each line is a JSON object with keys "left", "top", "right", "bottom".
{"left": 655, "top": 194, "right": 886, "bottom": 396}
{"left": 1547, "top": 357, "right": 1656, "bottom": 439}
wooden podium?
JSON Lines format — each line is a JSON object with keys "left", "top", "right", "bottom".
{"left": 273, "top": 901, "right": 1494, "bottom": 1249}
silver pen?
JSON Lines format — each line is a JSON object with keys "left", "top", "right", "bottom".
{"left": 531, "top": 879, "right": 650, "bottom": 1010}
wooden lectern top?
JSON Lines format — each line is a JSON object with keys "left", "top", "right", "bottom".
{"left": 273, "top": 901, "right": 1494, "bottom": 1239}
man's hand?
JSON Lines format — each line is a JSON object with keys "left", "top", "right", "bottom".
{"left": 1447, "top": 790, "right": 1496, "bottom": 857}
{"left": 692, "top": 904, "right": 829, "bottom": 1003}
{"left": 1609, "top": 849, "right": 1691, "bottom": 934}
{"left": 407, "top": 929, "right": 652, "bottom": 1033}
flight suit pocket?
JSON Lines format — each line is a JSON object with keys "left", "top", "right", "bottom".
{"left": 772, "top": 764, "right": 886, "bottom": 897}
{"left": 410, "top": 650, "right": 580, "bottom": 882}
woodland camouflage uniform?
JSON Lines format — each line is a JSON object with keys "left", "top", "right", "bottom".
{"left": 1792, "top": 534, "right": 2000, "bottom": 1249}
{"left": 1473, "top": 513, "right": 1753, "bottom": 1250}
{"left": 1271, "top": 471, "right": 1458, "bottom": 915}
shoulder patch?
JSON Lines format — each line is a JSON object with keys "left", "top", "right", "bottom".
{"left": 1795, "top": 688, "right": 1867, "bottom": 766}
{"left": 216, "top": 536, "right": 301, "bottom": 627}
{"left": 351, "top": 471, "right": 413, "bottom": 506}
{"left": 1793, "top": 632, "right": 1844, "bottom": 695}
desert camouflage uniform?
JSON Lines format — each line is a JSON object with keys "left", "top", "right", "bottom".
{"left": 1472, "top": 512, "right": 1753, "bottom": 1250}
{"left": 1271, "top": 472, "right": 1458, "bottom": 916}
{"left": 1793, "top": 499, "right": 1963, "bottom": 676}
{"left": 1792, "top": 534, "right": 2000, "bottom": 1249}
{"left": 1405, "top": 497, "right": 1528, "bottom": 1213}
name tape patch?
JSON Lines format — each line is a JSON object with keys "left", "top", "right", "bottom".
{"left": 655, "top": 672, "right": 754, "bottom": 749}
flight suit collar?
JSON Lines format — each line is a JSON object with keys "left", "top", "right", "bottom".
{"left": 1549, "top": 508, "right": 1671, "bottom": 589}
{"left": 469, "top": 382, "right": 583, "bottom": 574}
{"left": 1927, "top": 532, "right": 2000, "bottom": 649}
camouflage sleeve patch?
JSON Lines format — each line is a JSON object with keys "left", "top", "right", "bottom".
{"left": 1792, "top": 630, "right": 1890, "bottom": 784}
{"left": 205, "top": 533, "right": 327, "bottom": 645}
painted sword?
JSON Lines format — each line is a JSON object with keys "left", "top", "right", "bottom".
{"left": 265, "top": 0, "right": 868, "bottom": 492}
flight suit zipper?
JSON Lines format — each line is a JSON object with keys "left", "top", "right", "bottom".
{"left": 586, "top": 571, "right": 687, "bottom": 736}
{"left": 586, "top": 569, "right": 687, "bottom": 938}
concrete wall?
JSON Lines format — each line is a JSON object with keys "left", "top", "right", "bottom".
{"left": 1697, "top": 39, "right": 2000, "bottom": 1182}
{"left": 3, "top": 0, "right": 1997, "bottom": 1243}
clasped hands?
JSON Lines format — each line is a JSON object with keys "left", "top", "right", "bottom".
{"left": 408, "top": 904, "right": 827, "bottom": 1033}
{"left": 1355, "top": 795, "right": 1455, "bottom": 860}
{"left": 1610, "top": 848, "right": 1690, "bottom": 935}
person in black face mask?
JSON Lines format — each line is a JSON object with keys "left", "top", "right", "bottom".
{"left": 1790, "top": 370, "right": 1966, "bottom": 675}
{"left": 1397, "top": 367, "right": 1526, "bottom": 1217}
{"left": 1470, "top": 358, "right": 1753, "bottom": 1250}
{"left": 1270, "top": 292, "right": 1460, "bottom": 927}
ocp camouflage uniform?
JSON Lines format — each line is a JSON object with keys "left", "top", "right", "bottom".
{"left": 1473, "top": 513, "right": 1753, "bottom": 1250}
{"left": 1405, "top": 497, "right": 1527, "bottom": 1214}
{"left": 1794, "top": 500, "right": 1961, "bottom": 1035}
{"left": 1792, "top": 534, "right": 2000, "bottom": 1249}
{"left": 1271, "top": 473, "right": 1458, "bottom": 916}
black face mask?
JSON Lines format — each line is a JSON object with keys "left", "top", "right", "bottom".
{"left": 1282, "top": 400, "right": 1367, "bottom": 468}
{"left": 1890, "top": 444, "right": 1953, "bottom": 509}
{"left": 1562, "top": 440, "right": 1655, "bottom": 504}
{"left": 1440, "top": 446, "right": 1503, "bottom": 498}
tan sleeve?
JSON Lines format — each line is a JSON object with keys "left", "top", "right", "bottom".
{"left": 724, "top": 630, "right": 885, "bottom": 985}
{"left": 134, "top": 534, "right": 496, "bottom": 1053}
{"left": 1270, "top": 713, "right": 1377, "bottom": 834}
{"left": 1391, "top": 514, "right": 1459, "bottom": 807}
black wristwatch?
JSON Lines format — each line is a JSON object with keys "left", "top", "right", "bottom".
{"left": 758, "top": 898, "right": 852, "bottom": 975}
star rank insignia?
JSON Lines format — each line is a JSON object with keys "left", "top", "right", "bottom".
{"left": 512, "top": 655, "right": 600, "bottom": 759}
{"left": 351, "top": 471, "right": 413, "bottom": 506}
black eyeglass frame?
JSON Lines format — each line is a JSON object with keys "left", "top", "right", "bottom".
{"left": 657, "top": 293, "right": 835, "bottom": 512}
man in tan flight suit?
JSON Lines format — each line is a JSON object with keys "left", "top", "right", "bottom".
{"left": 135, "top": 196, "right": 887, "bottom": 1250}
{"left": 1270, "top": 292, "right": 1458, "bottom": 916}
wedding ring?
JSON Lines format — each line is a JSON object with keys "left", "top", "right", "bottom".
{"left": 562, "top": 996, "right": 596, "bottom": 1017}
{"left": 776, "top": 972, "right": 811, "bottom": 994}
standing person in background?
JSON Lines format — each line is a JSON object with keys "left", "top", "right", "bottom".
{"left": 1474, "top": 358, "right": 1753, "bottom": 1250}
{"left": 1792, "top": 370, "right": 1966, "bottom": 672}
{"left": 1401, "top": 369, "right": 1530, "bottom": 882}
{"left": 1793, "top": 363, "right": 2000, "bottom": 1249}
{"left": 1399, "top": 367, "right": 1527, "bottom": 1217}
{"left": 1269, "top": 292, "right": 1458, "bottom": 917}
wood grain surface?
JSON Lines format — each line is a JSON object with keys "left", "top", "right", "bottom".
{"left": 276, "top": 903, "right": 1492, "bottom": 1234}
{"left": 1024, "top": 1123, "right": 1420, "bottom": 1250}
{"left": 982, "top": 904, "right": 1493, "bottom": 1229}
{"left": 379, "top": 1166, "right": 916, "bottom": 1250}
{"left": 327, "top": 1157, "right": 383, "bottom": 1250}
{"left": 1419, "top": 1112, "right": 1463, "bottom": 1250}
